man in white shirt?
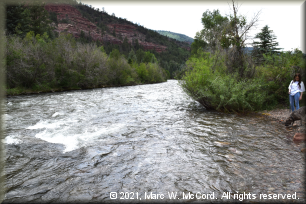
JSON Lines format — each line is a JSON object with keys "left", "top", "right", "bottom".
{"left": 288, "top": 73, "right": 305, "bottom": 112}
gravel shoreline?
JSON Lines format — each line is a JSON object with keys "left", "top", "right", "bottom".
{"left": 258, "top": 107, "right": 305, "bottom": 130}
{"left": 257, "top": 107, "right": 306, "bottom": 152}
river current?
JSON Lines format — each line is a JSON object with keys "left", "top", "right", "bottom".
{"left": 3, "top": 80, "right": 305, "bottom": 203}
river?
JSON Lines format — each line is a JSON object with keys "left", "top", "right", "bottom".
{"left": 3, "top": 80, "right": 305, "bottom": 203}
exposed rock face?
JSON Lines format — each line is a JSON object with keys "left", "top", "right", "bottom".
{"left": 45, "top": 5, "right": 102, "bottom": 41}
{"left": 140, "top": 42, "right": 167, "bottom": 53}
{"left": 45, "top": 4, "right": 167, "bottom": 53}
{"left": 107, "top": 24, "right": 167, "bottom": 52}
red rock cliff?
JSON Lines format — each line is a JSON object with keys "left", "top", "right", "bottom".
{"left": 45, "top": 4, "right": 167, "bottom": 53}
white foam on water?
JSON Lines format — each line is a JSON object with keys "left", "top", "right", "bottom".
{"left": 34, "top": 123, "right": 126, "bottom": 153}
{"left": 27, "top": 120, "right": 66, "bottom": 129}
{"left": 5, "top": 136, "right": 21, "bottom": 144}
{"left": 4, "top": 114, "right": 13, "bottom": 121}
{"left": 51, "top": 112, "right": 65, "bottom": 117}
{"left": 52, "top": 112, "right": 60, "bottom": 117}
{"left": 35, "top": 130, "right": 79, "bottom": 152}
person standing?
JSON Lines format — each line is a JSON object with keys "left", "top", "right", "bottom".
{"left": 288, "top": 73, "right": 305, "bottom": 112}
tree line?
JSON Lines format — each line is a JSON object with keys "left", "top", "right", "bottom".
{"left": 73, "top": 0, "right": 191, "bottom": 78}
{"left": 5, "top": 1, "right": 169, "bottom": 95}
{"left": 181, "top": 0, "right": 305, "bottom": 113}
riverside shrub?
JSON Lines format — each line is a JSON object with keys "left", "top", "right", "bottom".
{"left": 181, "top": 51, "right": 272, "bottom": 112}
{"left": 6, "top": 32, "right": 168, "bottom": 94}
{"left": 181, "top": 48, "right": 305, "bottom": 112}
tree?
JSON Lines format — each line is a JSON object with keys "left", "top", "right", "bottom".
{"left": 196, "top": 9, "right": 229, "bottom": 52}
{"left": 252, "top": 25, "right": 282, "bottom": 63}
{"left": 6, "top": 4, "right": 31, "bottom": 36}
{"left": 26, "top": 1, "right": 52, "bottom": 36}
{"left": 122, "top": 36, "right": 129, "bottom": 52}
{"left": 193, "top": 0, "right": 260, "bottom": 78}
{"left": 190, "top": 31, "right": 207, "bottom": 56}
{"left": 109, "top": 48, "right": 121, "bottom": 60}
{"left": 136, "top": 49, "right": 145, "bottom": 63}
{"left": 128, "top": 49, "right": 137, "bottom": 64}
{"left": 133, "top": 39, "right": 140, "bottom": 50}
{"left": 221, "top": 0, "right": 261, "bottom": 78}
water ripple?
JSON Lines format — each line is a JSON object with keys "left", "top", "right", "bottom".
{"left": 4, "top": 80, "right": 305, "bottom": 202}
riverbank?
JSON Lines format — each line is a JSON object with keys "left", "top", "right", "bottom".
{"left": 256, "top": 107, "right": 306, "bottom": 152}
{"left": 5, "top": 81, "right": 168, "bottom": 97}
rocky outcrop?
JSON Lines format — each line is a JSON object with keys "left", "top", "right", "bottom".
{"left": 45, "top": 4, "right": 167, "bottom": 52}
{"left": 140, "top": 42, "right": 167, "bottom": 53}
{"left": 107, "top": 24, "right": 167, "bottom": 52}
{"left": 285, "top": 106, "right": 306, "bottom": 126}
{"left": 45, "top": 4, "right": 101, "bottom": 41}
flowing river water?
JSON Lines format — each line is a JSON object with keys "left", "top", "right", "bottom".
{"left": 3, "top": 80, "right": 305, "bottom": 203}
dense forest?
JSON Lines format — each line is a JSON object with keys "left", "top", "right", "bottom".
{"left": 180, "top": 3, "right": 305, "bottom": 113}
{"left": 5, "top": 0, "right": 192, "bottom": 95}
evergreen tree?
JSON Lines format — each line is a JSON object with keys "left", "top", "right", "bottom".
{"left": 6, "top": 4, "right": 31, "bottom": 36}
{"left": 128, "top": 49, "right": 137, "bottom": 64}
{"left": 27, "top": 1, "right": 52, "bottom": 36}
{"left": 252, "top": 25, "right": 281, "bottom": 55}
{"left": 122, "top": 36, "right": 129, "bottom": 52}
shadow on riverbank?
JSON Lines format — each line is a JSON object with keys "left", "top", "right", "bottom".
{"left": 6, "top": 81, "right": 168, "bottom": 97}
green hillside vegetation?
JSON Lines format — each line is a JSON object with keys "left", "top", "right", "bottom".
{"left": 6, "top": 32, "right": 168, "bottom": 95}
{"left": 156, "top": 30, "right": 194, "bottom": 44}
{"left": 5, "top": 1, "right": 170, "bottom": 95}
{"left": 72, "top": 1, "right": 191, "bottom": 78}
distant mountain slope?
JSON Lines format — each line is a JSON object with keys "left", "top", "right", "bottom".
{"left": 242, "top": 47, "right": 254, "bottom": 54}
{"left": 156, "top": 30, "right": 194, "bottom": 44}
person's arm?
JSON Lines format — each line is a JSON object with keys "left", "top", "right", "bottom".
{"left": 289, "top": 81, "right": 292, "bottom": 94}
{"left": 299, "top": 82, "right": 305, "bottom": 100}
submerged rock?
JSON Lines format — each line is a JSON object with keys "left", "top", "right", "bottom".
{"left": 293, "top": 133, "right": 306, "bottom": 142}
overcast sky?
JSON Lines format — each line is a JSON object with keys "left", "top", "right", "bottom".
{"left": 81, "top": 1, "right": 304, "bottom": 52}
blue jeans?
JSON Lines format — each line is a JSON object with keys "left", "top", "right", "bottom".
{"left": 289, "top": 92, "right": 300, "bottom": 112}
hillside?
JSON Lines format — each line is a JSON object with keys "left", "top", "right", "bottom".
{"left": 156, "top": 30, "right": 194, "bottom": 44}
{"left": 42, "top": 0, "right": 191, "bottom": 78}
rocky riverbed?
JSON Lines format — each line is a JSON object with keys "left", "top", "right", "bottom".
{"left": 257, "top": 108, "right": 306, "bottom": 152}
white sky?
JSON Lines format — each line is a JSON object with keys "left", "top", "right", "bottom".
{"left": 80, "top": 1, "right": 304, "bottom": 52}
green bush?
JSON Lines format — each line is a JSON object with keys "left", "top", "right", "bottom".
{"left": 107, "top": 51, "right": 137, "bottom": 85}
{"left": 180, "top": 50, "right": 283, "bottom": 112}
{"left": 135, "top": 63, "right": 148, "bottom": 83}
{"left": 6, "top": 31, "right": 168, "bottom": 95}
